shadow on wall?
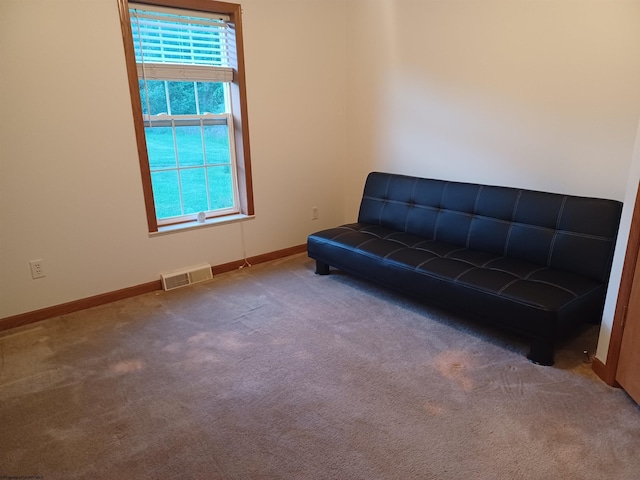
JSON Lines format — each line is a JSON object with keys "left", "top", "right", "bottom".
{"left": 354, "top": 0, "right": 640, "bottom": 200}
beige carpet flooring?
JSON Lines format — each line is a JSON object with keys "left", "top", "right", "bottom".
{"left": 1, "top": 253, "right": 640, "bottom": 479}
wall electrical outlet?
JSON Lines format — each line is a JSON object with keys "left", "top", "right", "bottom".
{"left": 29, "top": 259, "right": 46, "bottom": 279}
{"left": 312, "top": 206, "right": 319, "bottom": 220}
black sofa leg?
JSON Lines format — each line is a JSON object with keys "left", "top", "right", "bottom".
{"left": 315, "top": 260, "right": 330, "bottom": 275}
{"left": 527, "top": 339, "right": 555, "bottom": 366}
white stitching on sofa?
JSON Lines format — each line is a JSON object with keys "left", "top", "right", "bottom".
{"left": 497, "top": 279, "right": 520, "bottom": 295}
{"left": 547, "top": 196, "right": 568, "bottom": 267}
{"left": 504, "top": 191, "right": 523, "bottom": 257}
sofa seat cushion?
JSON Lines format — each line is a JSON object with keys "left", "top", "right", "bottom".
{"left": 308, "top": 223, "right": 604, "bottom": 337}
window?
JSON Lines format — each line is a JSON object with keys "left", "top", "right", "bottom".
{"left": 118, "top": 0, "right": 253, "bottom": 232}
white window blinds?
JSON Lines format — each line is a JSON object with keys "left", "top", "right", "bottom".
{"left": 129, "top": 3, "right": 236, "bottom": 82}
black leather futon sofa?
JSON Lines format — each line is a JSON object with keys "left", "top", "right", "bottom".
{"left": 307, "top": 172, "right": 622, "bottom": 365}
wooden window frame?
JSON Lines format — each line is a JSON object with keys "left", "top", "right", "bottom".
{"left": 117, "top": 0, "right": 254, "bottom": 232}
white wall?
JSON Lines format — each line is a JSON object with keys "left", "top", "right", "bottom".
{"left": 344, "top": 0, "right": 640, "bottom": 217}
{"left": 0, "top": 0, "right": 347, "bottom": 318}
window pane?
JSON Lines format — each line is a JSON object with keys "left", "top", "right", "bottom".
{"left": 151, "top": 170, "right": 182, "bottom": 219}
{"left": 167, "top": 81, "right": 196, "bottom": 115}
{"left": 207, "top": 165, "right": 234, "bottom": 210}
{"left": 204, "top": 125, "right": 230, "bottom": 165}
{"left": 145, "top": 127, "right": 176, "bottom": 170}
{"left": 197, "top": 82, "right": 225, "bottom": 114}
{"left": 139, "top": 80, "right": 168, "bottom": 116}
{"left": 180, "top": 168, "right": 209, "bottom": 214}
{"left": 139, "top": 80, "right": 147, "bottom": 115}
{"left": 175, "top": 126, "right": 204, "bottom": 167}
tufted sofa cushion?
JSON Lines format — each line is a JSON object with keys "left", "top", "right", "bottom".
{"left": 357, "top": 173, "right": 620, "bottom": 283}
{"left": 309, "top": 222, "right": 605, "bottom": 338}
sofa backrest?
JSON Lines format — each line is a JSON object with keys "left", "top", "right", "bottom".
{"left": 357, "top": 172, "right": 622, "bottom": 283}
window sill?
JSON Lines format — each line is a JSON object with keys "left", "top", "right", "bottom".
{"left": 149, "top": 213, "right": 255, "bottom": 237}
